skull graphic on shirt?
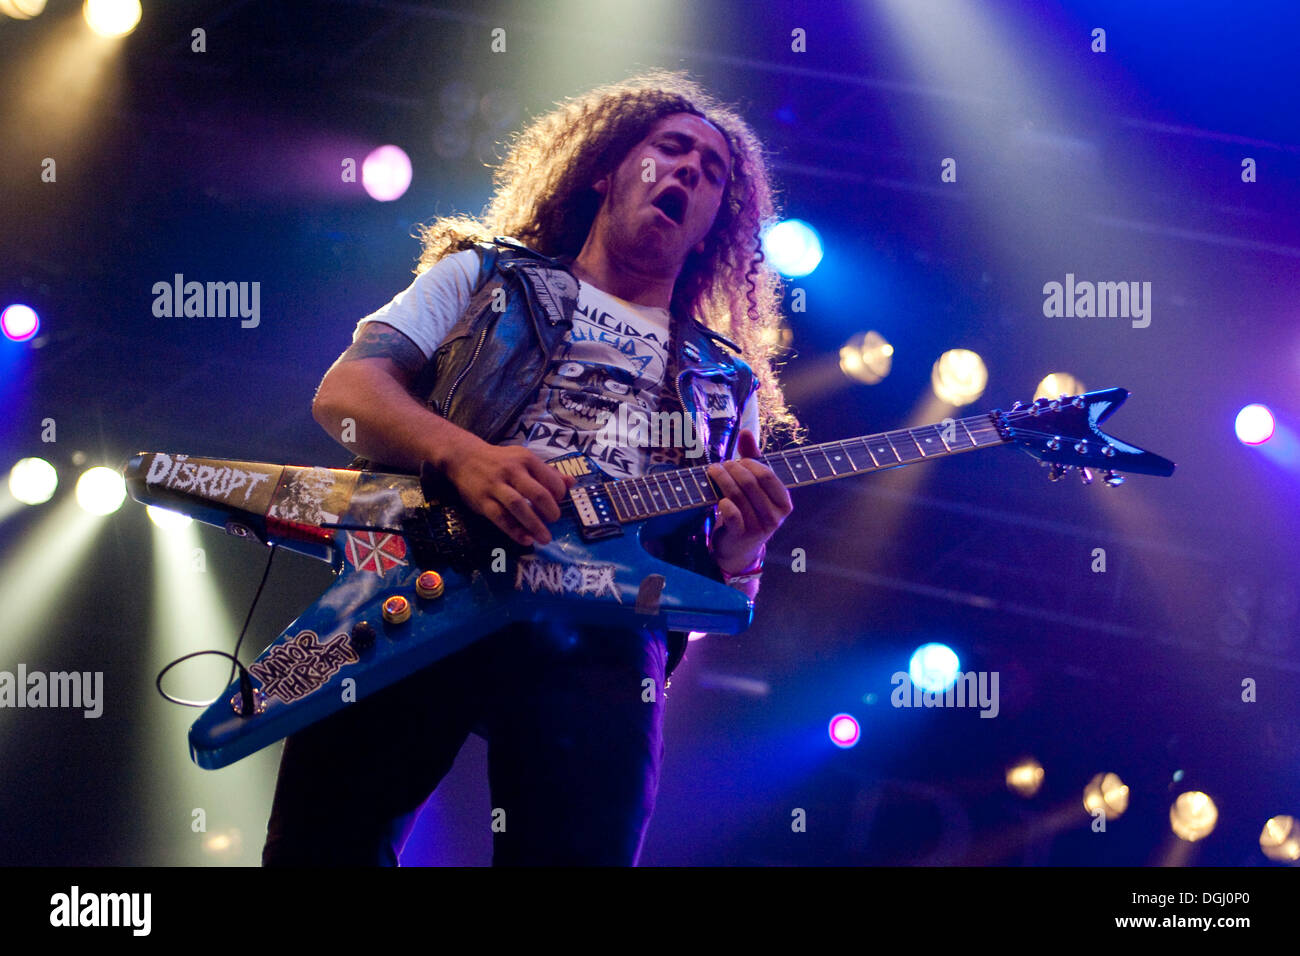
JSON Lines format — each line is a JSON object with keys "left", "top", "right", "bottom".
{"left": 544, "top": 360, "right": 650, "bottom": 432}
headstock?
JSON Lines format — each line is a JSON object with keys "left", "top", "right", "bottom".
{"left": 995, "top": 387, "right": 1176, "bottom": 485}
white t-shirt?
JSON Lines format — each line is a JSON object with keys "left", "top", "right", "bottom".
{"left": 355, "top": 249, "right": 759, "bottom": 479}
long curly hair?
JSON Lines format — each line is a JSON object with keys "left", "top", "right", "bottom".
{"left": 415, "top": 70, "right": 801, "bottom": 445}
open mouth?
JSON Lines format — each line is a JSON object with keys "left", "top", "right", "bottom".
{"left": 651, "top": 187, "right": 688, "bottom": 225}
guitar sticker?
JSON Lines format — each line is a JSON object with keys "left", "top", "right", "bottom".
{"left": 344, "top": 530, "right": 409, "bottom": 576}
{"left": 249, "top": 630, "right": 359, "bottom": 703}
{"left": 513, "top": 556, "right": 621, "bottom": 602}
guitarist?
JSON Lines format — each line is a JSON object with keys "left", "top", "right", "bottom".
{"left": 262, "top": 72, "right": 797, "bottom": 866}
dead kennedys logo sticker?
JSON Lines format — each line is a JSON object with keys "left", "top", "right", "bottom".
{"left": 248, "top": 630, "right": 358, "bottom": 703}
{"left": 344, "top": 530, "right": 408, "bottom": 576}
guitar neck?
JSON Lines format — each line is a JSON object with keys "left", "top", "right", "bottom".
{"left": 605, "top": 411, "right": 1009, "bottom": 522}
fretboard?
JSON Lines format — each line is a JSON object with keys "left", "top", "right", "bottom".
{"left": 605, "top": 411, "right": 1008, "bottom": 522}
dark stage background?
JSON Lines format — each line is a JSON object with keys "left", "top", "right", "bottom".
{"left": 1, "top": 0, "right": 1297, "bottom": 867}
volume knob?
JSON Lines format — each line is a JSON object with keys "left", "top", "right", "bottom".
{"left": 382, "top": 595, "right": 412, "bottom": 625}
{"left": 416, "top": 570, "right": 445, "bottom": 600}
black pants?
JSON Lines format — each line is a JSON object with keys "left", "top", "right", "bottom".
{"left": 261, "top": 619, "right": 669, "bottom": 866}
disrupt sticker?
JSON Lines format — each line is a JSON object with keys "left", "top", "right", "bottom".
{"left": 145, "top": 453, "right": 272, "bottom": 504}
{"left": 249, "top": 630, "right": 358, "bottom": 703}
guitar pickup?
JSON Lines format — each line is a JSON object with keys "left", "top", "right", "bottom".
{"left": 569, "top": 486, "right": 622, "bottom": 541}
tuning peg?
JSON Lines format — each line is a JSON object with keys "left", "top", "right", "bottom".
{"left": 1102, "top": 469, "right": 1125, "bottom": 487}
{"left": 1047, "top": 463, "right": 1070, "bottom": 482}
{"left": 1078, "top": 466, "right": 1094, "bottom": 486}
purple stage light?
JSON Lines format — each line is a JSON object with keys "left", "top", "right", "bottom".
{"left": 1, "top": 304, "right": 39, "bottom": 342}
{"left": 829, "top": 713, "right": 860, "bottom": 749}
{"left": 362, "top": 145, "right": 413, "bottom": 202}
{"left": 1235, "top": 404, "right": 1274, "bottom": 445}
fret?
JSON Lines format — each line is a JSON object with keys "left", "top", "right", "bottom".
{"left": 966, "top": 418, "right": 1000, "bottom": 446}
{"left": 666, "top": 471, "right": 694, "bottom": 506}
{"left": 959, "top": 418, "right": 980, "bottom": 447}
{"left": 625, "top": 479, "right": 649, "bottom": 518}
{"left": 780, "top": 449, "right": 818, "bottom": 484}
{"left": 868, "top": 434, "right": 901, "bottom": 466}
{"left": 608, "top": 481, "right": 632, "bottom": 521}
{"left": 805, "top": 444, "right": 839, "bottom": 476}
{"left": 911, "top": 425, "right": 947, "bottom": 457}
{"left": 768, "top": 454, "right": 799, "bottom": 486}
{"left": 645, "top": 474, "right": 670, "bottom": 512}
{"left": 687, "top": 466, "right": 716, "bottom": 504}
{"left": 653, "top": 471, "right": 680, "bottom": 510}
{"left": 887, "top": 429, "right": 926, "bottom": 462}
{"left": 821, "top": 441, "right": 854, "bottom": 475}
{"left": 624, "top": 480, "right": 646, "bottom": 519}
{"left": 832, "top": 439, "right": 852, "bottom": 473}
{"left": 941, "top": 419, "right": 975, "bottom": 451}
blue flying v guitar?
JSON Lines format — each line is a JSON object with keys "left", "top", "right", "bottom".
{"left": 123, "top": 387, "right": 1174, "bottom": 769}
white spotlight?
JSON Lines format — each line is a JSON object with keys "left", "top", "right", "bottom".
{"left": 75, "top": 466, "right": 126, "bottom": 515}
{"left": 9, "top": 457, "right": 58, "bottom": 505}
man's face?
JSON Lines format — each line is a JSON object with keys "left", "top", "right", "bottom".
{"left": 592, "top": 112, "right": 733, "bottom": 274}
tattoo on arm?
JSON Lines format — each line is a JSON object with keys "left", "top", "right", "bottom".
{"left": 338, "top": 323, "right": 427, "bottom": 380}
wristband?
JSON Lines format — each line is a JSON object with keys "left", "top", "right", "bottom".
{"left": 714, "top": 542, "right": 766, "bottom": 583}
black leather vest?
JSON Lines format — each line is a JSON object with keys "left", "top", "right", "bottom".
{"left": 418, "top": 236, "right": 757, "bottom": 469}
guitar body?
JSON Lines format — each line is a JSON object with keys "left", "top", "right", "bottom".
{"left": 124, "top": 454, "right": 751, "bottom": 769}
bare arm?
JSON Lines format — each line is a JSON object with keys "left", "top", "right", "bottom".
{"left": 312, "top": 322, "right": 573, "bottom": 545}
{"left": 312, "top": 322, "right": 472, "bottom": 473}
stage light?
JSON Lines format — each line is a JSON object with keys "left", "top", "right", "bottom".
{"left": 828, "top": 713, "right": 860, "bottom": 748}
{"left": 931, "top": 349, "right": 987, "bottom": 406}
{"left": 8, "top": 458, "right": 58, "bottom": 505}
{"left": 1033, "top": 372, "right": 1085, "bottom": 402}
{"left": 840, "top": 331, "right": 894, "bottom": 384}
{"left": 362, "top": 145, "right": 413, "bottom": 202}
{"left": 908, "top": 642, "right": 960, "bottom": 693}
{"left": 1006, "top": 758, "right": 1044, "bottom": 798}
{"left": 83, "top": 0, "right": 140, "bottom": 37}
{"left": 1, "top": 304, "right": 40, "bottom": 342}
{"left": 1235, "top": 404, "right": 1274, "bottom": 445}
{"left": 202, "top": 829, "right": 242, "bottom": 856}
{"left": 762, "top": 219, "right": 822, "bottom": 277}
{"left": 1170, "top": 791, "right": 1218, "bottom": 842}
{"left": 75, "top": 466, "right": 126, "bottom": 515}
{"left": 1260, "top": 815, "right": 1300, "bottom": 862}
{"left": 1083, "top": 772, "right": 1129, "bottom": 821}
{"left": 146, "top": 504, "right": 193, "bottom": 531}
{"left": 0, "top": 0, "right": 46, "bottom": 21}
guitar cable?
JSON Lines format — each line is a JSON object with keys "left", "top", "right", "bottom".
{"left": 155, "top": 543, "right": 279, "bottom": 715}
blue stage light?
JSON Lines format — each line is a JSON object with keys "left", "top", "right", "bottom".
{"left": 762, "top": 219, "right": 823, "bottom": 277}
{"left": 909, "top": 643, "right": 960, "bottom": 693}
{"left": 1, "top": 304, "right": 39, "bottom": 342}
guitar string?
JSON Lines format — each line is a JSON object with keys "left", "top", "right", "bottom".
{"left": 327, "top": 405, "right": 1104, "bottom": 534}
